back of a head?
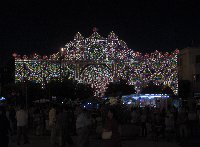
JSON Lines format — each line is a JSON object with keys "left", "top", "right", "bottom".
{"left": 76, "top": 105, "right": 85, "bottom": 114}
{"left": 107, "top": 107, "right": 117, "bottom": 119}
{"left": 19, "top": 105, "right": 25, "bottom": 110}
{"left": 50, "top": 104, "right": 56, "bottom": 108}
{"left": 63, "top": 105, "right": 69, "bottom": 111}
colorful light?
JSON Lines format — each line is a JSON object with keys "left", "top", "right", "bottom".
{"left": 14, "top": 31, "right": 179, "bottom": 96}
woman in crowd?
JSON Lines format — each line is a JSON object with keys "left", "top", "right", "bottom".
{"left": 103, "top": 108, "right": 122, "bottom": 147}
{"left": 76, "top": 106, "right": 91, "bottom": 147}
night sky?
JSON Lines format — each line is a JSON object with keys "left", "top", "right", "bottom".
{"left": 0, "top": 0, "right": 200, "bottom": 64}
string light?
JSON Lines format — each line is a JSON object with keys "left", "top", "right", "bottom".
{"left": 14, "top": 31, "right": 179, "bottom": 96}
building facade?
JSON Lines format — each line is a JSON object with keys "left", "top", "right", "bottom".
{"left": 178, "top": 47, "right": 200, "bottom": 98}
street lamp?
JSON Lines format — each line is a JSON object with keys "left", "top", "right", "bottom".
{"left": 59, "top": 48, "right": 66, "bottom": 82}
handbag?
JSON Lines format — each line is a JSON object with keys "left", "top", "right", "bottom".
{"left": 102, "top": 131, "right": 112, "bottom": 139}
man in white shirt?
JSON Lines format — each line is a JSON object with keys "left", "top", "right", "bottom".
{"left": 76, "top": 106, "right": 91, "bottom": 147}
{"left": 16, "top": 105, "right": 29, "bottom": 145}
{"left": 48, "top": 104, "right": 57, "bottom": 145}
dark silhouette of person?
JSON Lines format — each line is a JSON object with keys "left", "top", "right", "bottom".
{"left": 0, "top": 106, "right": 11, "bottom": 147}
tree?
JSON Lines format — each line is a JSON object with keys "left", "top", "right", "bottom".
{"left": 141, "top": 81, "right": 175, "bottom": 95}
{"left": 162, "top": 85, "right": 174, "bottom": 95}
{"left": 2, "top": 83, "right": 21, "bottom": 104}
{"left": 4, "top": 81, "right": 46, "bottom": 105}
{"left": 47, "top": 79, "right": 94, "bottom": 101}
{"left": 47, "top": 78, "right": 76, "bottom": 101}
{"left": 105, "top": 78, "right": 136, "bottom": 97}
{"left": 75, "top": 83, "right": 94, "bottom": 100}
{"left": 25, "top": 82, "right": 43, "bottom": 102}
{"left": 141, "top": 81, "right": 163, "bottom": 94}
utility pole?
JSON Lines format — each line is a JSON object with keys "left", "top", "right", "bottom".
{"left": 60, "top": 48, "right": 65, "bottom": 82}
{"left": 25, "top": 84, "right": 28, "bottom": 109}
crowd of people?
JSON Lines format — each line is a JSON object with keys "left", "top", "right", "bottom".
{"left": 128, "top": 106, "right": 200, "bottom": 141}
{"left": 0, "top": 101, "right": 200, "bottom": 147}
{"left": 0, "top": 103, "right": 95, "bottom": 147}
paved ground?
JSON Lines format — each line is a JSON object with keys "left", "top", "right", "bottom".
{"left": 9, "top": 135, "right": 182, "bottom": 147}
{"left": 9, "top": 126, "right": 200, "bottom": 147}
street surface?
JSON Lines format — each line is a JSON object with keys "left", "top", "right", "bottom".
{"left": 9, "top": 134, "right": 182, "bottom": 147}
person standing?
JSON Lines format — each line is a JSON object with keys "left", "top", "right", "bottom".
{"left": 188, "top": 109, "right": 197, "bottom": 136}
{"left": 103, "top": 108, "right": 122, "bottom": 147}
{"left": 140, "top": 110, "right": 147, "bottom": 137}
{"left": 130, "top": 107, "right": 138, "bottom": 124}
{"left": 177, "top": 108, "right": 188, "bottom": 139}
{"left": 9, "top": 106, "right": 17, "bottom": 136}
{"left": 49, "top": 104, "right": 57, "bottom": 145}
{"left": 76, "top": 106, "right": 91, "bottom": 147}
{"left": 56, "top": 106, "right": 73, "bottom": 147}
{"left": 16, "top": 105, "right": 29, "bottom": 145}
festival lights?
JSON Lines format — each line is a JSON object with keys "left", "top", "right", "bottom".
{"left": 14, "top": 31, "right": 179, "bottom": 96}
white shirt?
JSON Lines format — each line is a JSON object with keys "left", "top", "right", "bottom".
{"left": 76, "top": 112, "right": 91, "bottom": 129}
{"left": 16, "top": 109, "right": 28, "bottom": 126}
{"left": 49, "top": 108, "right": 56, "bottom": 126}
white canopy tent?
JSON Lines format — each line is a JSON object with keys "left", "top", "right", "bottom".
{"left": 33, "top": 99, "right": 50, "bottom": 103}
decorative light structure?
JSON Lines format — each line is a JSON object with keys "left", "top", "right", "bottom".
{"left": 14, "top": 30, "right": 179, "bottom": 96}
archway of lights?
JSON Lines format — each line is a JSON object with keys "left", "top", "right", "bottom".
{"left": 14, "top": 31, "right": 179, "bottom": 96}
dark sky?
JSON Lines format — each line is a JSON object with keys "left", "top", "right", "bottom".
{"left": 0, "top": 0, "right": 200, "bottom": 64}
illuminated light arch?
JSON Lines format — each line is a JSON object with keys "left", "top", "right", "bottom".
{"left": 80, "top": 64, "right": 112, "bottom": 96}
{"left": 14, "top": 30, "right": 179, "bottom": 96}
